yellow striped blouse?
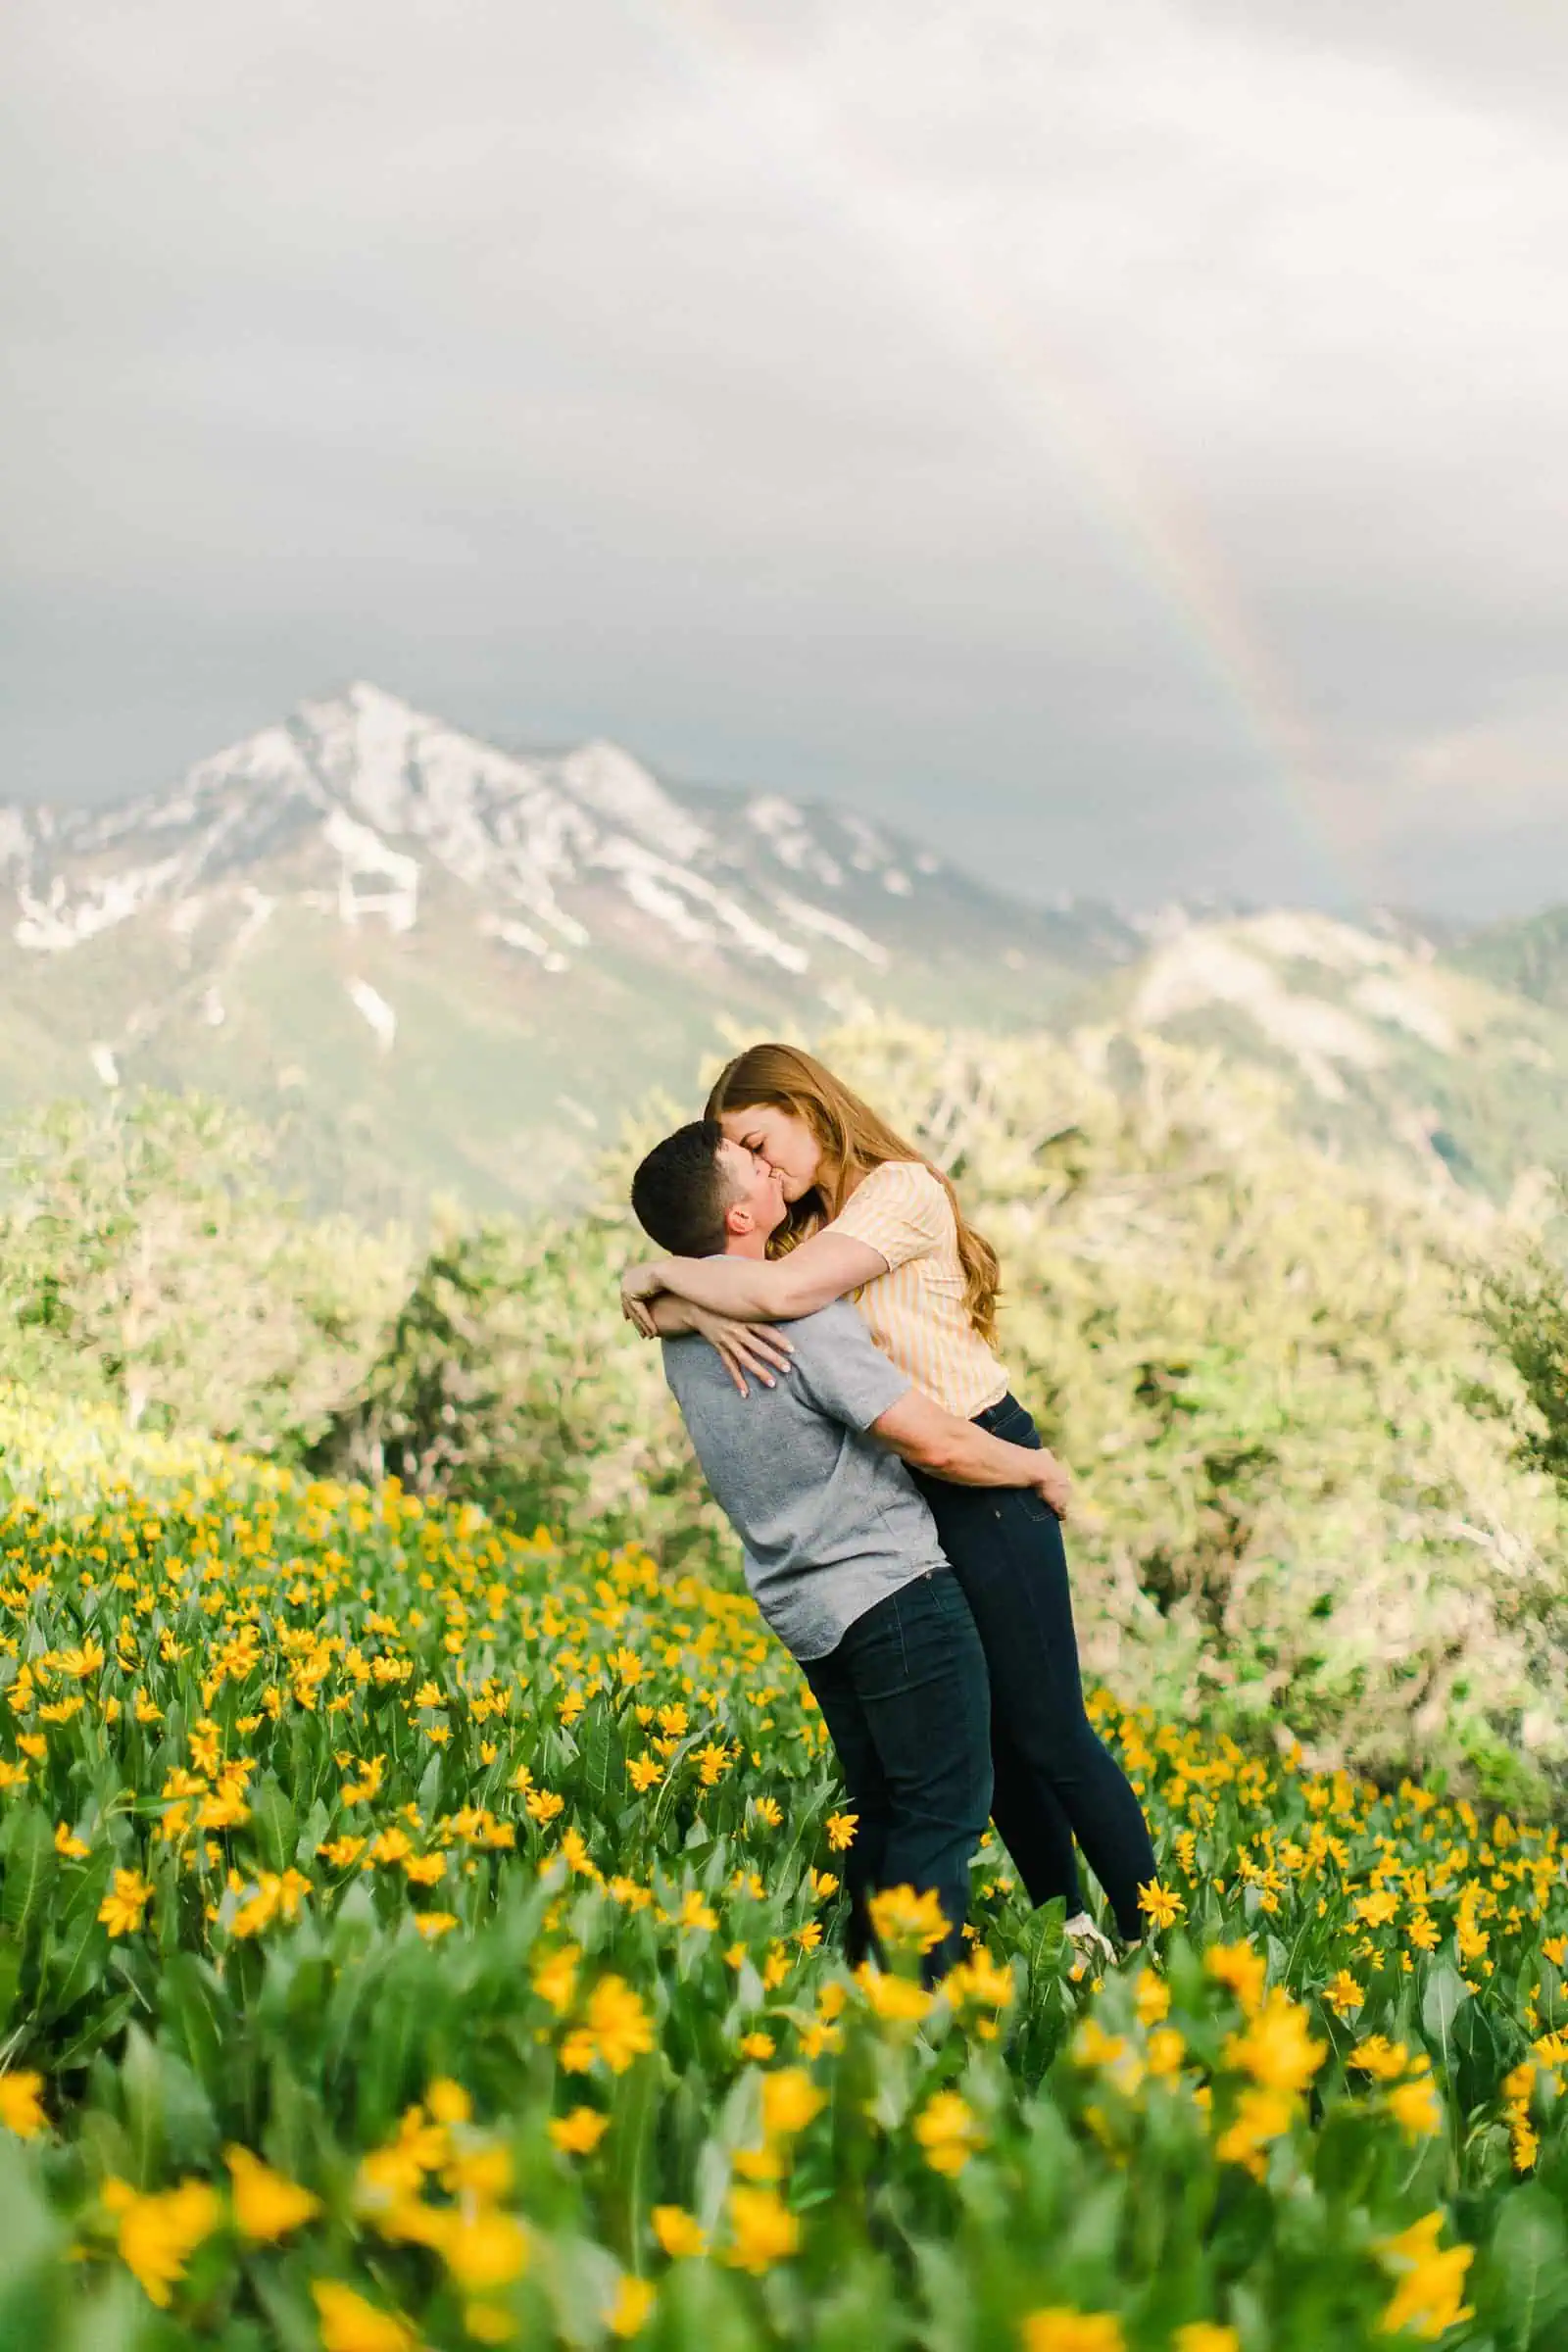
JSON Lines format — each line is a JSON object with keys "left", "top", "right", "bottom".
{"left": 825, "top": 1159, "right": 1008, "bottom": 1419}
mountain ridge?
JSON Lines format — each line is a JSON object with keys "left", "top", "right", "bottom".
{"left": 1, "top": 682, "right": 1564, "bottom": 1223}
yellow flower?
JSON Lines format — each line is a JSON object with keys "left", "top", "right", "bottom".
{"left": 437, "top": 2206, "right": 529, "bottom": 2291}
{"left": 1213, "top": 2083, "right": 1296, "bottom": 2178}
{"left": 1375, "top": 2211, "right": 1475, "bottom": 2341}
{"left": 1133, "top": 1969, "right": 1170, "bottom": 2026}
{"left": 1388, "top": 2075, "right": 1444, "bottom": 2139}
{"left": 1137, "top": 1878, "right": 1184, "bottom": 1930}
{"left": 603, "top": 2275, "right": 656, "bottom": 2337}
{"left": 1147, "top": 2025, "right": 1186, "bottom": 2080}
{"left": 726, "top": 2183, "right": 799, "bottom": 2274}
{"left": 318, "top": 1837, "right": 367, "bottom": 1868}
{"left": 532, "top": 1944, "right": 578, "bottom": 2015}
{"left": 913, "top": 2089, "right": 985, "bottom": 2176}
{"left": 739, "top": 2033, "right": 776, "bottom": 2061}
{"left": 1325, "top": 1969, "right": 1365, "bottom": 2019}
{"left": 312, "top": 2279, "right": 420, "bottom": 2352}
{"left": 98, "top": 1869, "right": 154, "bottom": 1938}
{"left": 0, "top": 2071, "right": 46, "bottom": 2137}
{"left": 464, "top": 2306, "right": 514, "bottom": 2344}
{"left": 856, "top": 1966, "right": 932, "bottom": 2024}
{"left": 586, "top": 1977, "right": 655, "bottom": 2075}
{"left": 427, "top": 2079, "right": 471, "bottom": 2126}
{"left": 414, "top": 1911, "right": 458, "bottom": 1939}
{"left": 1355, "top": 1888, "right": 1399, "bottom": 1929}
{"left": 825, "top": 1810, "right": 858, "bottom": 1850}
{"left": 54, "top": 1822, "right": 90, "bottom": 1859}
{"left": 103, "top": 2176, "right": 220, "bottom": 2308}
{"left": 760, "top": 2068, "right": 825, "bottom": 2140}
{"left": 1348, "top": 2035, "right": 1410, "bottom": 2083}
{"left": 549, "top": 2106, "right": 610, "bottom": 2155}
{"left": 1018, "top": 2310, "right": 1125, "bottom": 2352}
{"left": 867, "top": 1883, "right": 951, "bottom": 1955}
{"left": 1174, "top": 2328, "right": 1242, "bottom": 2352}
{"left": 225, "top": 2146, "right": 321, "bottom": 2239}
{"left": 946, "top": 1945, "right": 1016, "bottom": 2011}
{"left": 1204, "top": 1941, "right": 1266, "bottom": 2017}
{"left": 1221, "top": 1989, "right": 1326, "bottom": 2095}
{"left": 653, "top": 2204, "right": 707, "bottom": 2258}
{"left": 627, "top": 1755, "right": 662, "bottom": 1793}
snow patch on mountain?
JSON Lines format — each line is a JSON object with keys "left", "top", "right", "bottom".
{"left": 746, "top": 797, "right": 845, "bottom": 887}
{"left": 1237, "top": 910, "right": 1398, "bottom": 972}
{"left": 1349, "top": 974, "right": 1456, "bottom": 1053}
{"left": 1132, "top": 928, "right": 1388, "bottom": 1100}
{"left": 554, "top": 740, "right": 709, "bottom": 864}
{"left": 16, "top": 858, "right": 186, "bottom": 953}
{"left": 346, "top": 977, "right": 396, "bottom": 1050}
{"left": 773, "top": 894, "right": 890, "bottom": 967}
{"left": 322, "top": 808, "right": 419, "bottom": 933}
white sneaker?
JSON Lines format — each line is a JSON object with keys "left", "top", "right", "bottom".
{"left": 1064, "top": 1911, "right": 1117, "bottom": 1971}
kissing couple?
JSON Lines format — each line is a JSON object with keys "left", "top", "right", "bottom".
{"left": 622, "top": 1042, "right": 1155, "bottom": 1981}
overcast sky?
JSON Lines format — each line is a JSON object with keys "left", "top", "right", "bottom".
{"left": 6, "top": 0, "right": 1567, "bottom": 917}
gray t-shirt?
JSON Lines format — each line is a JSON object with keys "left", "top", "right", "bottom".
{"left": 661, "top": 1299, "right": 949, "bottom": 1661}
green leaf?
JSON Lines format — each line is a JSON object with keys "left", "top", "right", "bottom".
{"left": 1420, "top": 1962, "right": 1467, "bottom": 2079}
{"left": 158, "top": 1952, "right": 237, "bottom": 2109}
{"left": 250, "top": 1776, "right": 295, "bottom": 1875}
{"left": 37, "top": 1856, "right": 111, "bottom": 2019}
{"left": 0, "top": 1808, "right": 56, "bottom": 1944}
{"left": 1487, "top": 2186, "right": 1568, "bottom": 2351}
{"left": 0, "top": 1928, "right": 23, "bottom": 2036}
{"left": 580, "top": 1702, "right": 625, "bottom": 1819}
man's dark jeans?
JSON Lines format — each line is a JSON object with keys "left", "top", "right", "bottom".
{"left": 800, "top": 1568, "right": 992, "bottom": 1983}
{"left": 912, "top": 1392, "right": 1158, "bottom": 1943}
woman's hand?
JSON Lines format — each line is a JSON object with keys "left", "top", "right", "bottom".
{"left": 1032, "top": 1453, "right": 1072, "bottom": 1521}
{"left": 620, "top": 1261, "right": 669, "bottom": 1337}
{"left": 688, "top": 1308, "right": 795, "bottom": 1397}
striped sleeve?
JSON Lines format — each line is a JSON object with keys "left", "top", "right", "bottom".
{"left": 827, "top": 1162, "right": 946, "bottom": 1273}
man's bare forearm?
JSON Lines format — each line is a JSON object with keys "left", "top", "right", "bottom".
{"left": 881, "top": 1417, "right": 1052, "bottom": 1489}
{"left": 641, "top": 1295, "right": 706, "bottom": 1338}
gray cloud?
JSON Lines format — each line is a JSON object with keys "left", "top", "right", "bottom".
{"left": 4, "top": 0, "right": 1566, "bottom": 916}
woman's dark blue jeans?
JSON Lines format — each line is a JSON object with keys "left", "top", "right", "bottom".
{"left": 910, "top": 1393, "right": 1157, "bottom": 1942}
{"left": 800, "top": 1567, "right": 992, "bottom": 1983}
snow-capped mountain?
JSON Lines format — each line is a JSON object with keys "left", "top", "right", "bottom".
{"left": 0, "top": 682, "right": 1131, "bottom": 986}
{"left": 0, "top": 684, "right": 1135, "bottom": 1215}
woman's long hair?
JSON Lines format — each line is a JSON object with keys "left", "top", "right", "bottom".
{"left": 704, "top": 1042, "right": 1001, "bottom": 1345}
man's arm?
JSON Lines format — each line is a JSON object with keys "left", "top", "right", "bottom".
{"left": 870, "top": 1390, "right": 1071, "bottom": 1518}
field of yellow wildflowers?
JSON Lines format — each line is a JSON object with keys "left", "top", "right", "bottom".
{"left": 2, "top": 1387, "right": 1567, "bottom": 2351}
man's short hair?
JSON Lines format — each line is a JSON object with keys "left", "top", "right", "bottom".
{"left": 630, "top": 1119, "right": 738, "bottom": 1257}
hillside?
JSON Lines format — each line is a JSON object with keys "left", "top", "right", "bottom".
{"left": 1451, "top": 904, "right": 1568, "bottom": 1015}
{"left": 1074, "top": 906, "right": 1568, "bottom": 1206}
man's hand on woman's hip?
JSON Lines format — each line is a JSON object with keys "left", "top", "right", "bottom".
{"left": 1032, "top": 1454, "right": 1071, "bottom": 1521}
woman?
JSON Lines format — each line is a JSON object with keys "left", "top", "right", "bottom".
{"left": 620, "top": 1042, "right": 1157, "bottom": 1956}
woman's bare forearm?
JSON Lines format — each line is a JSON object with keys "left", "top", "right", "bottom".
{"left": 650, "top": 1255, "right": 800, "bottom": 1320}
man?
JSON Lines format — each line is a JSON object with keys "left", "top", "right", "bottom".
{"left": 629, "top": 1118, "right": 1070, "bottom": 1982}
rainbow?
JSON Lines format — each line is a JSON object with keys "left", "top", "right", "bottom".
{"left": 624, "top": 0, "right": 1353, "bottom": 904}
